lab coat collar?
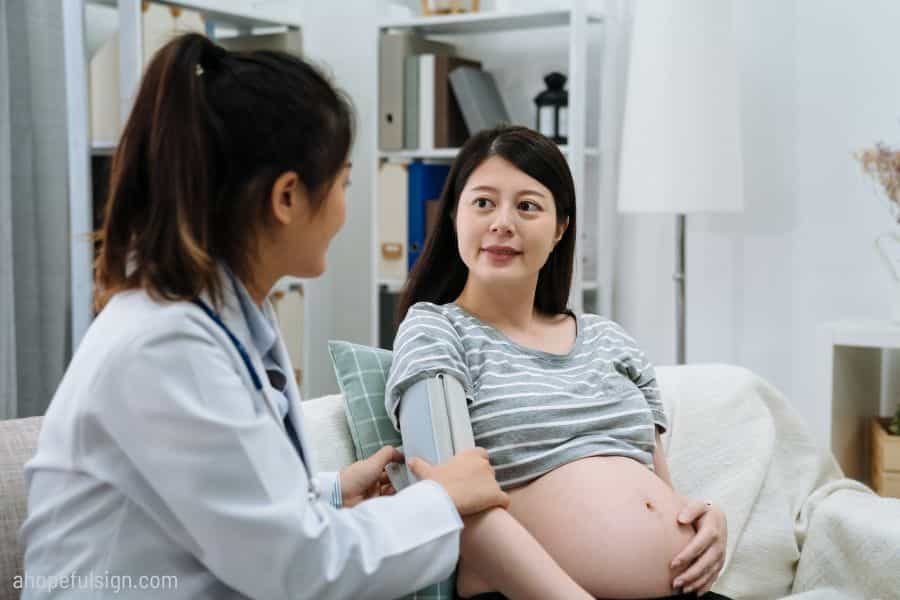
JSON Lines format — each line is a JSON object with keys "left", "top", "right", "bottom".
{"left": 263, "top": 299, "right": 315, "bottom": 471}
{"left": 197, "top": 265, "right": 315, "bottom": 476}
{"left": 197, "top": 266, "right": 286, "bottom": 433}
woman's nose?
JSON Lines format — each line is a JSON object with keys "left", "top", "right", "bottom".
{"left": 490, "top": 209, "right": 514, "bottom": 234}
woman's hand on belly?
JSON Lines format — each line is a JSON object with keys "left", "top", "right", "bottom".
{"left": 501, "top": 456, "right": 697, "bottom": 599}
{"left": 669, "top": 499, "right": 728, "bottom": 595}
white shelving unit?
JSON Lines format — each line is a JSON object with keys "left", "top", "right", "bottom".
{"left": 817, "top": 319, "right": 900, "bottom": 484}
{"left": 66, "top": 0, "right": 305, "bottom": 375}
{"left": 370, "top": 0, "right": 621, "bottom": 348}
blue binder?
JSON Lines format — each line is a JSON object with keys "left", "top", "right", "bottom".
{"left": 408, "top": 161, "right": 450, "bottom": 271}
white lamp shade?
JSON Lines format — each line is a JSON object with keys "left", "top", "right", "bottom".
{"left": 618, "top": 0, "right": 744, "bottom": 214}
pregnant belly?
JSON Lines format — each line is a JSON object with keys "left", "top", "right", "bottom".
{"left": 461, "top": 456, "right": 695, "bottom": 599}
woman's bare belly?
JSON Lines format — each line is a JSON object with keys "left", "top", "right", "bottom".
{"left": 458, "top": 456, "right": 695, "bottom": 599}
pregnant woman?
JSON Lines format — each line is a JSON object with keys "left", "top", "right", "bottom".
{"left": 386, "top": 126, "right": 730, "bottom": 600}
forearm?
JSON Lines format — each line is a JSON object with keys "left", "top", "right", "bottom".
{"left": 652, "top": 428, "right": 676, "bottom": 490}
{"left": 459, "top": 508, "right": 592, "bottom": 600}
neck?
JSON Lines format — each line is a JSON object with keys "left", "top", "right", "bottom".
{"left": 242, "top": 252, "right": 280, "bottom": 307}
{"left": 455, "top": 275, "right": 539, "bottom": 331}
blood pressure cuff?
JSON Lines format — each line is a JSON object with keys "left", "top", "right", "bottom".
{"left": 385, "top": 374, "right": 475, "bottom": 491}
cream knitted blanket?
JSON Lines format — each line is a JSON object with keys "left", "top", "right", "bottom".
{"left": 658, "top": 364, "right": 900, "bottom": 600}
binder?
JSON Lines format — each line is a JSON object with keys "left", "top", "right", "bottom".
{"left": 271, "top": 282, "right": 305, "bottom": 388}
{"left": 378, "top": 162, "right": 408, "bottom": 281}
{"left": 408, "top": 162, "right": 451, "bottom": 272}
{"left": 378, "top": 286, "right": 400, "bottom": 350}
{"left": 403, "top": 55, "right": 420, "bottom": 149}
{"left": 418, "top": 55, "right": 436, "bottom": 151}
{"left": 448, "top": 66, "right": 511, "bottom": 135}
{"left": 379, "top": 33, "right": 455, "bottom": 150}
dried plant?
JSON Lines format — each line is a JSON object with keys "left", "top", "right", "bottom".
{"left": 856, "top": 143, "right": 900, "bottom": 224}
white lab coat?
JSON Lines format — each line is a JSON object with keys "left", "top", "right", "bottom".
{"left": 18, "top": 269, "right": 462, "bottom": 599}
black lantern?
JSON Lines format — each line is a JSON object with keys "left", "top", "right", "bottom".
{"left": 534, "top": 72, "right": 568, "bottom": 144}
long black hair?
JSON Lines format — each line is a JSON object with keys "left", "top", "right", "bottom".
{"left": 95, "top": 33, "right": 354, "bottom": 310}
{"left": 397, "top": 125, "right": 576, "bottom": 323}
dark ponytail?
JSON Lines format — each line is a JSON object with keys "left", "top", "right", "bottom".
{"left": 94, "top": 33, "right": 354, "bottom": 310}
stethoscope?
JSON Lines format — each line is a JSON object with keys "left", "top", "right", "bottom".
{"left": 192, "top": 297, "right": 319, "bottom": 498}
{"left": 192, "top": 298, "right": 263, "bottom": 391}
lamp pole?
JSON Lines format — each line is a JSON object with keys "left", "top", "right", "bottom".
{"left": 675, "top": 215, "right": 686, "bottom": 365}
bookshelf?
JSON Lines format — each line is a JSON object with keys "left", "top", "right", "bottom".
{"left": 67, "top": 0, "right": 309, "bottom": 389}
{"left": 371, "top": 0, "right": 621, "bottom": 348}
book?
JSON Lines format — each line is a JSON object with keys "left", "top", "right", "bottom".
{"left": 407, "top": 162, "right": 451, "bottom": 272}
{"left": 377, "top": 162, "right": 408, "bottom": 281}
{"left": 434, "top": 56, "right": 481, "bottom": 147}
{"left": 379, "top": 33, "right": 455, "bottom": 150}
{"left": 405, "top": 54, "right": 482, "bottom": 150}
{"left": 448, "top": 66, "right": 511, "bottom": 135}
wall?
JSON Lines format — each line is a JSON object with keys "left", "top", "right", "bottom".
{"left": 303, "top": 0, "right": 900, "bottom": 437}
{"left": 615, "top": 0, "right": 900, "bottom": 447}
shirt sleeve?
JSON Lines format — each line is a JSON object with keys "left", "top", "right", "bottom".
{"left": 90, "top": 311, "right": 463, "bottom": 600}
{"left": 385, "top": 303, "right": 473, "bottom": 430}
{"left": 606, "top": 320, "right": 668, "bottom": 434}
{"left": 315, "top": 471, "right": 343, "bottom": 508}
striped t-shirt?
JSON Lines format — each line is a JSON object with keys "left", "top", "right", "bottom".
{"left": 385, "top": 302, "right": 668, "bottom": 489}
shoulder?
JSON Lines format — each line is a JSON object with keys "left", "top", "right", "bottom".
{"left": 400, "top": 302, "right": 462, "bottom": 335}
{"left": 405, "top": 301, "right": 456, "bottom": 322}
{"left": 580, "top": 313, "right": 638, "bottom": 345}
{"left": 56, "top": 291, "right": 242, "bottom": 423}
{"left": 88, "top": 291, "right": 231, "bottom": 374}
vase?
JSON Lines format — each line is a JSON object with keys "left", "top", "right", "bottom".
{"left": 876, "top": 231, "right": 900, "bottom": 322}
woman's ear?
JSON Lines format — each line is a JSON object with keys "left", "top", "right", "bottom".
{"left": 270, "top": 171, "right": 306, "bottom": 225}
{"left": 555, "top": 217, "right": 570, "bottom": 245}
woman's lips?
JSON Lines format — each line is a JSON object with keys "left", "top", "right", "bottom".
{"left": 482, "top": 247, "right": 522, "bottom": 264}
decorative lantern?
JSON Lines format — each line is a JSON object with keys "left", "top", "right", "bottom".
{"left": 534, "top": 72, "right": 568, "bottom": 144}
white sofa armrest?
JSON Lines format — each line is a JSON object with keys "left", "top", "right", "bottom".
{"left": 301, "top": 394, "right": 357, "bottom": 473}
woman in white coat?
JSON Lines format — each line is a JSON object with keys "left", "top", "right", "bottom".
{"left": 17, "top": 33, "right": 509, "bottom": 600}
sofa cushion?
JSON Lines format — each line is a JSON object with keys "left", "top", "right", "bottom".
{"left": 327, "top": 341, "right": 402, "bottom": 460}
{"left": 327, "top": 340, "right": 455, "bottom": 600}
{"left": 0, "top": 416, "right": 42, "bottom": 600}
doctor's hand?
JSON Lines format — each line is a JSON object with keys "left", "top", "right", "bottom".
{"left": 408, "top": 447, "right": 510, "bottom": 517}
{"left": 670, "top": 498, "right": 727, "bottom": 595}
{"left": 339, "top": 445, "right": 404, "bottom": 508}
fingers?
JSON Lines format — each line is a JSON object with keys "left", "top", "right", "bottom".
{"left": 671, "top": 525, "right": 716, "bottom": 570}
{"left": 672, "top": 548, "right": 720, "bottom": 592}
{"left": 407, "top": 456, "right": 433, "bottom": 479}
{"left": 687, "top": 557, "right": 723, "bottom": 595}
{"left": 677, "top": 499, "right": 712, "bottom": 525}
{"left": 370, "top": 445, "right": 404, "bottom": 467}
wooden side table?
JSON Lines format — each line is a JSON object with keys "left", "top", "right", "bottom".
{"left": 817, "top": 320, "right": 900, "bottom": 484}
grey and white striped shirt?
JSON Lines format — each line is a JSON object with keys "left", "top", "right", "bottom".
{"left": 385, "top": 302, "right": 668, "bottom": 489}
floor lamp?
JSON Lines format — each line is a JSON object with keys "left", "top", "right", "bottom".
{"left": 617, "top": 0, "right": 744, "bottom": 365}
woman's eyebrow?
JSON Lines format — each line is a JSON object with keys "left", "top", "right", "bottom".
{"left": 469, "top": 184, "right": 547, "bottom": 198}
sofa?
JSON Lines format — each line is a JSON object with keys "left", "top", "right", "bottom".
{"left": 2, "top": 364, "right": 899, "bottom": 600}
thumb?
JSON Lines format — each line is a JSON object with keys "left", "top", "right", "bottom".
{"left": 407, "top": 457, "right": 433, "bottom": 479}
{"left": 369, "top": 445, "right": 402, "bottom": 468}
{"left": 678, "top": 501, "right": 707, "bottom": 524}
